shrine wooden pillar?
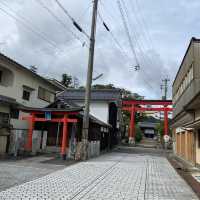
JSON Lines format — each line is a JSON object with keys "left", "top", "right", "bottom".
{"left": 129, "top": 104, "right": 135, "bottom": 144}
{"left": 26, "top": 113, "right": 35, "bottom": 151}
{"left": 164, "top": 107, "right": 168, "bottom": 135}
{"left": 61, "top": 114, "right": 68, "bottom": 160}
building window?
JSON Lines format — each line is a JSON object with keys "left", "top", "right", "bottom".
{"left": 10, "top": 108, "right": 19, "bottom": 119}
{"left": 0, "top": 71, "right": 2, "bottom": 83}
{"left": 22, "top": 90, "right": 30, "bottom": 101}
{"left": 0, "top": 112, "right": 9, "bottom": 125}
{"left": 198, "top": 130, "right": 200, "bottom": 148}
{"left": 38, "top": 87, "right": 53, "bottom": 102}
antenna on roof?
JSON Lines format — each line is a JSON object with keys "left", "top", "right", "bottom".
{"left": 30, "top": 65, "right": 38, "bottom": 73}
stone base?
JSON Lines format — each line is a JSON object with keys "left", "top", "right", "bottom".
{"left": 129, "top": 137, "right": 135, "bottom": 145}
{"left": 74, "top": 141, "right": 89, "bottom": 161}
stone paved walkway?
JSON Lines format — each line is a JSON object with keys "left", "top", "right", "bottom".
{"left": 0, "top": 153, "right": 198, "bottom": 200}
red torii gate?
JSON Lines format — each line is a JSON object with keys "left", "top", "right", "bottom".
{"left": 20, "top": 108, "right": 81, "bottom": 159}
{"left": 122, "top": 100, "right": 173, "bottom": 144}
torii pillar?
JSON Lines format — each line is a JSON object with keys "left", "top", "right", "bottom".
{"left": 164, "top": 107, "right": 169, "bottom": 136}
{"left": 129, "top": 105, "right": 135, "bottom": 144}
{"left": 61, "top": 114, "right": 68, "bottom": 160}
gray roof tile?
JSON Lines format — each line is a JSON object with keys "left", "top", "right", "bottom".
{"left": 58, "top": 89, "right": 122, "bottom": 101}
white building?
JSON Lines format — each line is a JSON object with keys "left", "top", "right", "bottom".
{"left": 0, "top": 53, "right": 62, "bottom": 130}
{"left": 58, "top": 89, "right": 122, "bottom": 146}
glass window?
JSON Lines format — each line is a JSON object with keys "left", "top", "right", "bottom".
{"left": 10, "top": 109, "right": 19, "bottom": 119}
{"left": 22, "top": 90, "right": 30, "bottom": 101}
{"left": 0, "top": 71, "right": 2, "bottom": 83}
{"left": 38, "top": 87, "right": 53, "bottom": 102}
{"left": 0, "top": 112, "right": 9, "bottom": 125}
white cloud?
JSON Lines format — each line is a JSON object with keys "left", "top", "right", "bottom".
{"left": 0, "top": 0, "right": 199, "bottom": 99}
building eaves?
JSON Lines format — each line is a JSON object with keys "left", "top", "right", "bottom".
{"left": 172, "top": 37, "right": 200, "bottom": 87}
{"left": 78, "top": 111, "right": 112, "bottom": 128}
{"left": 0, "top": 94, "right": 21, "bottom": 106}
{"left": 19, "top": 106, "right": 83, "bottom": 113}
{"left": 47, "top": 79, "right": 67, "bottom": 90}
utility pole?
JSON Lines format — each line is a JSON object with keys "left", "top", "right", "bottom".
{"left": 81, "top": 0, "right": 99, "bottom": 160}
{"left": 162, "top": 78, "right": 170, "bottom": 100}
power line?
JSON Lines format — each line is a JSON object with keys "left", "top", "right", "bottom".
{"left": 134, "top": 0, "right": 156, "bottom": 50}
{"left": 99, "top": 1, "right": 158, "bottom": 94}
{"left": 118, "top": 0, "right": 160, "bottom": 95}
{"left": 128, "top": 0, "right": 163, "bottom": 70}
{"left": 118, "top": 0, "right": 152, "bottom": 70}
{"left": 0, "top": 1, "right": 87, "bottom": 57}
{"left": 120, "top": 0, "right": 160, "bottom": 85}
{"left": 37, "top": 0, "right": 87, "bottom": 46}
{"left": 128, "top": 0, "right": 169, "bottom": 79}
{"left": 120, "top": 0, "right": 153, "bottom": 68}
{"left": 98, "top": 1, "right": 134, "bottom": 63}
{"left": 0, "top": 5, "right": 61, "bottom": 51}
{"left": 101, "top": 1, "right": 153, "bottom": 69}
{"left": 117, "top": 0, "right": 139, "bottom": 66}
{"left": 97, "top": 11, "right": 129, "bottom": 61}
{"left": 54, "top": 0, "right": 90, "bottom": 40}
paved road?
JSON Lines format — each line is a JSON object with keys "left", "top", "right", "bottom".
{"left": 0, "top": 156, "right": 66, "bottom": 192}
{"left": 0, "top": 152, "right": 198, "bottom": 200}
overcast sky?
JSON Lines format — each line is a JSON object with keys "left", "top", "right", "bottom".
{"left": 0, "top": 0, "right": 199, "bottom": 99}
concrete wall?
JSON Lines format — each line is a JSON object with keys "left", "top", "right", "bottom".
{"left": 173, "top": 42, "right": 194, "bottom": 97}
{"left": 173, "top": 41, "right": 200, "bottom": 118}
{"left": 9, "top": 129, "right": 47, "bottom": 156}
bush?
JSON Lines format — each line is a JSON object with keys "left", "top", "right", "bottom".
{"left": 135, "top": 125, "right": 143, "bottom": 143}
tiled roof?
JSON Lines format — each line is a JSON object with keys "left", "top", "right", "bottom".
{"left": 58, "top": 89, "right": 122, "bottom": 101}
{"left": 19, "top": 106, "right": 83, "bottom": 113}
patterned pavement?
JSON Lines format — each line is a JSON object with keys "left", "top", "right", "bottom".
{"left": 0, "top": 153, "right": 198, "bottom": 200}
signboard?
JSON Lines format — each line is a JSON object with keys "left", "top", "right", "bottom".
{"left": 45, "top": 111, "right": 51, "bottom": 121}
{"left": 163, "top": 135, "right": 170, "bottom": 143}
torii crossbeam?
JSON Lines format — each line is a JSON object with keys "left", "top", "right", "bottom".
{"left": 122, "top": 99, "right": 173, "bottom": 144}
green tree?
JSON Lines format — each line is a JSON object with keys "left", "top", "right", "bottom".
{"left": 61, "top": 73, "right": 72, "bottom": 88}
{"left": 92, "top": 84, "right": 115, "bottom": 89}
{"left": 135, "top": 124, "right": 143, "bottom": 143}
{"left": 156, "top": 121, "right": 164, "bottom": 137}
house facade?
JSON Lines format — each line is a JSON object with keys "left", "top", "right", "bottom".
{"left": 0, "top": 53, "right": 62, "bottom": 154}
{"left": 172, "top": 37, "right": 200, "bottom": 166}
{"left": 57, "top": 88, "right": 122, "bottom": 146}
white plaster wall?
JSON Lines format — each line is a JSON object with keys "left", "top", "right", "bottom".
{"left": 75, "top": 101, "right": 109, "bottom": 123}
{"left": 0, "top": 61, "right": 59, "bottom": 130}
{"left": 0, "top": 62, "right": 56, "bottom": 108}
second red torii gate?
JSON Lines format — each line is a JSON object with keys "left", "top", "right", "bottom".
{"left": 122, "top": 100, "right": 173, "bottom": 144}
